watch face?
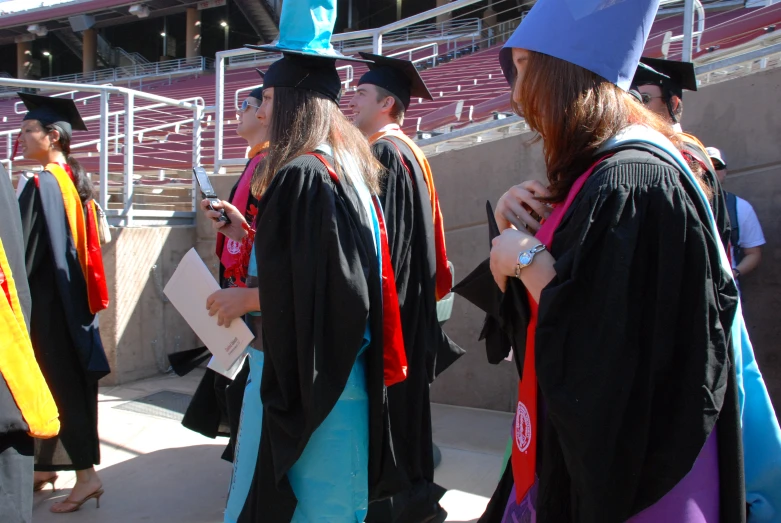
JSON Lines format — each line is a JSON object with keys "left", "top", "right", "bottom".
{"left": 519, "top": 252, "right": 533, "bottom": 266}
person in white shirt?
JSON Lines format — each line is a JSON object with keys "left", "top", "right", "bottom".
{"left": 707, "top": 147, "right": 765, "bottom": 281}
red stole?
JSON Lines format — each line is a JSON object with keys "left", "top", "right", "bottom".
{"left": 308, "top": 152, "right": 407, "bottom": 387}
{"left": 511, "top": 156, "right": 610, "bottom": 503}
{"left": 218, "top": 145, "right": 268, "bottom": 286}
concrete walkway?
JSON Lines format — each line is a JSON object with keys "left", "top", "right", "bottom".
{"left": 32, "top": 371, "right": 512, "bottom": 522}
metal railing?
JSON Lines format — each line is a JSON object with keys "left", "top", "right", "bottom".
{"left": 0, "top": 57, "right": 214, "bottom": 92}
{"left": 388, "top": 43, "right": 439, "bottom": 66}
{"left": 213, "top": 0, "right": 487, "bottom": 174}
{"left": 0, "top": 78, "right": 205, "bottom": 226}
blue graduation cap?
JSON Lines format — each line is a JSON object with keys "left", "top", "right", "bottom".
{"left": 499, "top": 0, "right": 660, "bottom": 91}
{"left": 245, "top": 0, "right": 370, "bottom": 103}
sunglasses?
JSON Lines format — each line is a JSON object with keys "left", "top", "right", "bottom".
{"left": 240, "top": 99, "right": 261, "bottom": 112}
{"left": 640, "top": 93, "right": 664, "bottom": 105}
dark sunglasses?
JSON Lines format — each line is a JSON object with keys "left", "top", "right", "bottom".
{"left": 712, "top": 161, "right": 726, "bottom": 170}
{"left": 640, "top": 93, "right": 664, "bottom": 105}
{"left": 240, "top": 99, "right": 261, "bottom": 112}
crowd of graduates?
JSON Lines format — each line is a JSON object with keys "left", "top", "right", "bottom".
{"left": 1, "top": 0, "right": 780, "bottom": 522}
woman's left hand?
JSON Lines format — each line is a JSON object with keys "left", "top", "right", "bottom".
{"left": 206, "top": 287, "right": 258, "bottom": 327}
{"left": 490, "top": 228, "right": 536, "bottom": 292}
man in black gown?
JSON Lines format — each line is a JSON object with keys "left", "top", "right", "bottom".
{"left": 349, "top": 54, "right": 465, "bottom": 523}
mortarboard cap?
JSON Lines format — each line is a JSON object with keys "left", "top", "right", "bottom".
{"left": 245, "top": 0, "right": 369, "bottom": 104}
{"left": 18, "top": 92, "right": 88, "bottom": 136}
{"left": 357, "top": 53, "right": 433, "bottom": 109}
{"left": 247, "top": 69, "right": 264, "bottom": 100}
{"left": 499, "top": 0, "right": 660, "bottom": 91}
{"left": 633, "top": 56, "right": 697, "bottom": 99}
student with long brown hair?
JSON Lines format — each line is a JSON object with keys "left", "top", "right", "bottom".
{"left": 456, "top": 0, "right": 780, "bottom": 521}
{"left": 204, "top": 4, "right": 407, "bottom": 517}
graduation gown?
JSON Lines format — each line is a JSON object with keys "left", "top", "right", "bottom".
{"left": 366, "top": 136, "right": 464, "bottom": 523}
{"left": 463, "top": 143, "right": 746, "bottom": 523}
{"left": 19, "top": 171, "right": 110, "bottom": 471}
{"left": 238, "top": 153, "right": 402, "bottom": 522}
{"left": 678, "top": 133, "right": 732, "bottom": 251}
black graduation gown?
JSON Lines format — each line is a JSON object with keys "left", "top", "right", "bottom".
{"left": 180, "top": 169, "right": 260, "bottom": 462}
{"left": 238, "top": 154, "right": 401, "bottom": 522}
{"left": 460, "top": 146, "right": 745, "bottom": 523}
{"left": 18, "top": 172, "right": 110, "bottom": 471}
{"left": 366, "top": 137, "right": 464, "bottom": 523}
{"left": 681, "top": 139, "right": 732, "bottom": 251}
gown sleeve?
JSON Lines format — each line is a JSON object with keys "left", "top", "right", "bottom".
{"left": 535, "top": 161, "right": 732, "bottom": 520}
{"left": 244, "top": 157, "right": 376, "bottom": 521}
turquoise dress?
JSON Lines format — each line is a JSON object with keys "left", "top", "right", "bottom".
{"left": 225, "top": 152, "right": 383, "bottom": 523}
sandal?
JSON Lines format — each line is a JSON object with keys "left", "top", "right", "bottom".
{"left": 33, "top": 474, "right": 58, "bottom": 492}
{"left": 49, "top": 488, "right": 104, "bottom": 514}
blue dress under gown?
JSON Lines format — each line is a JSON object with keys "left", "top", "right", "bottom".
{"left": 225, "top": 157, "right": 382, "bottom": 522}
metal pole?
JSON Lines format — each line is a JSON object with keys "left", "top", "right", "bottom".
{"left": 348, "top": 0, "right": 353, "bottom": 28}
{"left": 373, "top": 32, "right": 383, "bottom": 55}
{"left": 99, "top": 91, "right": 109, "bottom": 211}
{"left": 124, "top": 92, "right": 134, "bottom": 225}
{"left": 114, "top": 112, "right": 119, "bottom": 153}
{"left": 683, "top": 0, "right": 694, "bottom": 62}
{"left": 214, "top": 52, "right": 225, "bottom": 174}
{"left": 192, "top": 104, "right": 202, "bottom": 212}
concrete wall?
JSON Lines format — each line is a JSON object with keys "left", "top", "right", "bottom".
{"left": 100, "top": 226, "right": 198, "bottom": 385}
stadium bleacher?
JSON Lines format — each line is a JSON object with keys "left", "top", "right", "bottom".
{"left": 0, "top": 1, "right": 779, "bottom": 215}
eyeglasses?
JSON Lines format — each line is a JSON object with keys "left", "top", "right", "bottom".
{"left": 640, "top": 93, "right": 664, "bottom": 105}
{"left": 240, "top": 99, "right": 261, "bottom": 112}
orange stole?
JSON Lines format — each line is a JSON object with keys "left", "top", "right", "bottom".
{"left": 45, "top": 163, "right": 109, "bottom": 314}
{"left": 369, "top": 129, "right": 452, "bottom": 301}
{"left": 0, "top": 238, "right": 60, "bottom": 438}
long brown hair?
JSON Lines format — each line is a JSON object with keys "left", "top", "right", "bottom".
{"left": 511, "top": 51, "right": 681, "bottom": 202}
{"left": 252, "top": 87, "right": 381, "bottom": 197}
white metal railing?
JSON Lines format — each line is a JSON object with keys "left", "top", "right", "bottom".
{"left": 213, "top": 0, "right": 487, "bottom": 174}
{"left": 388, "top": 43, "right": 439, "bottom": 66}
{"left": 3, "top": 57, "right": 215, "bottom": 90}
{"left": 0, "top": 78, "right": 205, "bottom": 226}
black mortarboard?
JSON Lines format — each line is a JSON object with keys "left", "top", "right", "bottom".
{"left": 632, "top": 57, "right": 698, "bottom": 99}
{"left": 18, "top": 92, "right": 88, "bottom": 136}
{"left": 246, "top": 46, "right": 369, "bottom": 104}
{"left": 452, "top": 202, "right": 530, "bottom": 377}
{"left": 247, "top": 69, "right": 265, "bottom": 100}
{"left": 357, "top": 53, "right": 434, "bottom": 109}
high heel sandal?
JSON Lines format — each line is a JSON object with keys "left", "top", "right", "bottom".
{"left": 33, "top": 474, "right": 58, "bottom": 492}
{"left": 49, "top": 488, "right": 104, "bottom": 514}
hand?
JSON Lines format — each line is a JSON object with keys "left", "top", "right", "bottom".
{"left": 206, "top": 287, "right": 258, "bottom": 327}
{"left": 495, "top": 180, "right": 553, "bottom": 234}
{"left": 490, "top": 228, "right": 536, "bottom": 292}
{"left": 200, "top": 199, "right": 248, "bottom": 242}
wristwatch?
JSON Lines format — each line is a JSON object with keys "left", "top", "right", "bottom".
{"left": 515, "top": 244, "right": 546, "bottom": 279}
